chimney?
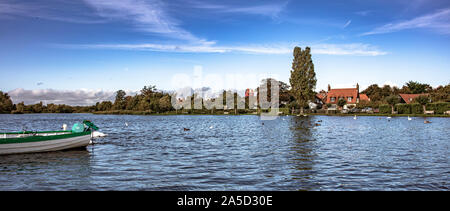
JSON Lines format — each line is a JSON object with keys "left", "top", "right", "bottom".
{"left": 356, "top": 83, "right": 359, "bottom": 93}
{"left": 328, "top": 84, "right": 331, "bottom": 92}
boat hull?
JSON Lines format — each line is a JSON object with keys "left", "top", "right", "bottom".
{"left": 0, "top": 134, "right": 91, "bottom": 155}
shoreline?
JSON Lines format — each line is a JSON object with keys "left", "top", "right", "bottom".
{"left": 3, "top": 112, "right": 448, "bottom": 118}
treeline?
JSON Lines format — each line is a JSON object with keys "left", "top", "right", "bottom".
{"left": 0, "top": 93, "right": 97, "bottom": 114}
{"left": 95, "top": 85, "right": 173, "bottom": 113}
{"left": 0, "top": 85, "right": 173, "bottom": 114}
{"left": 354, "top": 81, "right": 449, "bottom": 109}
{"left": 1, "top": 80, "right": 449, "bottom": 115}
{"left": 328, "top": 81, "right": 450, "bottom": 115}
{"left": 0, "top": 80, "right": 295, "bottom": 114}
{"left": 361, "top": 81, "right": 448, "bottom": 102}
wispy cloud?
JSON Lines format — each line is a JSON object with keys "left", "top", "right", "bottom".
{"left": 355, "top": 10, "right": 371, "bottom": 16}
{"left": 312, "top": 43, "right": 387, "bottom": 56}
{"left": 343, "top": 20, "right": 352, "bottom": 28}
{"left": 82, "top": 0, "right": 206, "bottom": 42}
{"left": 55, "top": 42, "right": 387, "bottom": 56}
{"left": 0, "top": 1, "right": 104, "bottom": 24}
{"left": 0, "top": 0, "right": 209, "bottom": 43}
{"left": 362, "top": 8, "right": 450, "bottom": 35}
{"left": 181, "top": 0, "right": 288, "bottom": 19}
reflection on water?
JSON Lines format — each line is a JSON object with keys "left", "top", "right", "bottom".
{"left": 289, "top": 117, "right": 316, "bottom": 191}
{"left": 0, "top": 114, "right": 449, "bottom": 190}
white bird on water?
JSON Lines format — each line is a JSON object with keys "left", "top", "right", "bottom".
{"left": 92, "top": 131, "right": 107, "bottom": 138}
{"left": 408, "top": 116, "right": 412, "bottom": 121}
{"left": 353, "top": 115, "right": 357, "bottom": 120}
{"left": 209, "top": 125, "right": 213, "bottom": 129}
{"left": 387, "top": 116, "right": 392, "bottom": 119}
{"left": 125, "top": 122, "right": 128, "bottom": 127}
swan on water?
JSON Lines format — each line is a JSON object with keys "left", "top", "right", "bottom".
{"left": 408, "top": 116, "right": 412, "bottom": 121}
{"left": 353, "top": 115, "right": 357, "bottom": 120}
{"left": 92, "top": 131, "right": 107, "bottom": 138}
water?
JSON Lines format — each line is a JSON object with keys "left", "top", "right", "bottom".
{"left": 0, "top": 113, "right": 448, "bottom": 191}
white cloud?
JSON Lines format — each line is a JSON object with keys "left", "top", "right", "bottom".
{"left": 57, "top": 42, "right": 387, "bottom": 56}
{"left": 343, "top": 20, "right": 352, "bottom": 28}
{"left": 7, "top": 88, "right": 137, "bottom": 106}
{"left": 362, "top": 8, "right": 450, "bottom": 35}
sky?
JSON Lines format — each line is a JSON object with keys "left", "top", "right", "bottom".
{"left": 1, "top": 0, "right": 449, "bottom": 105}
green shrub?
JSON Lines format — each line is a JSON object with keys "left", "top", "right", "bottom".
{"left": 396, "top": 104, "right": 411, "bottom": 114}
{"left": 426, "top": 102, "right": 450, "bottom": 114}
{"left": 379, "top": 104, "right": 391, "bottom": 114}
{"left": 410, "top": 103, "right": 423, "bottom": 114}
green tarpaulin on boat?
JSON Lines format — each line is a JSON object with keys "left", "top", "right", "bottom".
{"left": 71, "top": 123, "right": 85, "bottom": 133}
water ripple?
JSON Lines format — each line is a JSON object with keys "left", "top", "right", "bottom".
{"left": 0, "top": 114, "right": 449, "bottom": 190}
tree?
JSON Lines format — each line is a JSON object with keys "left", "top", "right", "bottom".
{"left": 414, "top": 95, "right": 430, "bottom": 114}
{"left": 337, "top": 98, "right": 346, "bottom": 109}
{"left": 97, "top": 101, "right": 112, "bottom": 111}
{"left": 126, "top": 95, "right": 140, "bottom": 110}
{"left": 401, "top": 81, "right": 432, "bottom": 94}
{"left": 430, "top": 84, "right": 450, "bottom": 102}
{"left": 141, "top": 85, "right": 156, "bottom": 97}
{"left": 14, "top": 102, "right": 25, "bottom": 114}
{"left": 0, "top": 91, "right": 14, "bottom": 113}
{"left": 32, "top": 101, "right": 44, "bottom": 113}
{"left": 113, "top": 90, "right": 126, "bottom": 110}
{"left": 289, "top": 46, "right": 316, "bottom": 115}
{"left": 385, "top": 95, "right": 399, "bottom": 114}
{"left": 258, "top": 78, "right": 291, "bottom": 106}
{"left": 361, "top": 84, "right": 383, "bottom": 102}
{"left": 159, "top": 95, "right": 172, "bottom": 112}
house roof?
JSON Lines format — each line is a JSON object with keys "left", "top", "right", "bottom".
{"left": 399, "top": 93, "right": 428, "bottom": 104}
{"left": 316, "top": 93, "right": 327, "bottom": 100}
{"left": 359, "top": 94, "right": 370, "bottom": 101}
{"left": 326, "top": 88, "right": 358, "bottom": 104}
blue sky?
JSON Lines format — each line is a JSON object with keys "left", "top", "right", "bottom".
{"left": 1, "top": 0, "right": 449, "bottom": 104}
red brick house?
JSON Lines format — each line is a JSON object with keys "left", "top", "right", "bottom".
{"left": 325, "top": 83, "right": 370, "bottom": 106}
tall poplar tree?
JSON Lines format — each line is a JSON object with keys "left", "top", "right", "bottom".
{"left": 289, "top": 47, "right": 316, "bottom": 114}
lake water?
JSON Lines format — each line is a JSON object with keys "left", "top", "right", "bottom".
{"left": 0, "top": 113, "right": 448, "bottom": 191}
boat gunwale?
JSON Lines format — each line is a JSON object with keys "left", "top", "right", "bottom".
{"left": 0, "top": 131, "right": 91, "bottom": 145}
{"left": 0, "top": 130, "right": 72, "bottom": 135}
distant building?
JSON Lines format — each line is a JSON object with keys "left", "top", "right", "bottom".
{"left": 398, "top": 93, "right": 429, "bottom": 104}
{"left": 245, "top": 88, "right": 255, "bottom": 97}
{"left": 325, "top": 83, "right": 370, "bottom": 107}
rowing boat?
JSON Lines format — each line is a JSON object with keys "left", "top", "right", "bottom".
{"left": 0, "top": 120, "right": 98, "bottom": 155}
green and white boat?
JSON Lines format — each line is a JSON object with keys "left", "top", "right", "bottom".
{"left": 0, "top": 120, "right": 99, "bottom": 155}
